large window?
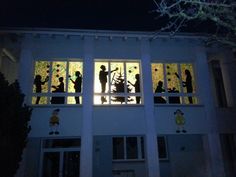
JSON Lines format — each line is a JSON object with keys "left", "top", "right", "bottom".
{"left": 151, "top": 63, "right": 198, "bottom": 104}
{"left": 94, "top": 61, "right": 142, "bottom": 105}
{"left": 112, "top": 136, "right": 145, "bottom": 160}
{"left": 32, "top": 60, "right": 83, "bottom": 105}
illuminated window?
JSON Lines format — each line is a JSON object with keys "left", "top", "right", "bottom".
{"left": 94, "top": 61, "right": 142, "bottom": 105}
{"left": 112, "top": 136, "right": 145, "bottom": 160}
{"left": 152, "top": 63, "right": 198, "bottom": 104}
{"left": 32, "top": 60, "right": 83, "bottom": 105}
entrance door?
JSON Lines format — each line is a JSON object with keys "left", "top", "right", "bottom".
{"left": 42, "top": 150, "right": 80, "bottom": 177}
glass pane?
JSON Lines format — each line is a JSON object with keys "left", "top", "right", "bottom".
{"left": 126, "top": 137, "right": 138, "bottom": 159}
{"left": 32, "top": 96, "right": 47, "bottom": 105}
{"left": 63, "top": 151, "right": 80, "bottom": 177}
{"left": 154, "top": 96, "right": 167, "bottom": 104}
{"left": 51, "top": 61, "right": 67, "bottom": 93}
{"left": 33, "top": 61, "right": 50, "bottom": 93}
{"left": 166, "top": 63, "right": 180, "bottom": 94}
{"left": 42, "top": 152, "right": 60, "bottom": 177}
{"left": 184, "top": 96, "right": 198, "bottom": 104}
{"left": 126, "top": 62, "right": 141, "bottom": 104}
{"left": 127, "top": 96, "right": 139, "bottom": 104}
{"left": 152, "top": 63, "right": 164, "bottom": 93}
{"left": 181, "top": 64, "right": 196, "bottom": 94}
{"left": 113, "top": 138, "right": 124, "bottom": 159}
{"left": 94, "top": 62, "right": 109, "bottom": 93}
{"left": 111, "top": 96, "right": 125, "bottom": 104}
{"left": 110, "top": 62, "right": 124, "bottom": 93}
{"left": 68, "top": 62, "right": 83, "bottom": 93}
{"left": 67, "top": 96, "right": 82, "bottom": 105}
{"left": 168, "top": 96, "right": 182, "bottom": 104}
{"left": 50, "top": 62, "right": 66, "bottom": 104}
{"left": 94, "top": 95, "right": 109, "bottom": 105}
{"left": 126, "top": 62, "right": 140, "bottom": 94}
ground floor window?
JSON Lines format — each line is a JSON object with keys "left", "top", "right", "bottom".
{"left": 94, "top": 60, "right": 142, "bottom": 105}
{"left": 32, "top": 60, "right": 83, "bottom": 105}
{"left": 151, "top": 62, "right": 198, "bottom": 104}
{"left": 112, "top": 136, "right": 145, "bottom": 160}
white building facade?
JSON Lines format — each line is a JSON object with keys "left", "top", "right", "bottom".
{"left": 1, "top": 28, "right": 236, "bottom": 177}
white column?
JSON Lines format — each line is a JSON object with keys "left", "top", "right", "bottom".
{"left": 141, "top": 39, "right": 160, "bottom": 177}
{"left": 18, "top": 35, "right": 34, "bottom": 97}
{"left": 220, "top": 51, "right": 235, "bottom": 107}
{"left": 80, "top": 36, "right": 94, "bottom": 177}
{"left": 196, "top": 46, "right": 225, "bottom": 177}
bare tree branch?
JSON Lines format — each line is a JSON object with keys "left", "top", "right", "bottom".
{"left": 152, "top": 0, "right": 236, "bottom": 48}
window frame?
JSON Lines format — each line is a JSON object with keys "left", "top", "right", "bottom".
{"left": 112, "top": 136, "right": 145, "bottom": 161}
{"left": 94, "top": 60, "right": 143, "bottom": 105}
{"left": 152, "top": 62, "right": 198, "bottom": 105}
{"left": 31, "top": 59, "right": 83, "bottom": 106}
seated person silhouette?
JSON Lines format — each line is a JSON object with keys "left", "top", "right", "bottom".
{"left": 168, "top": 87, "right": 180, "bottom": 104}
{"left": 51, "top": 77, "right": 65, "bottom": 104}
{"left": 154, "top": 81, "right": 166, "bottom": 104}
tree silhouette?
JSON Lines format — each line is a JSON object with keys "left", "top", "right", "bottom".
{"left": 0, "top": 72, "right": 32, "bottom": 177}
{"left": 111, "top": 71, "right": 133, "bottom": 104}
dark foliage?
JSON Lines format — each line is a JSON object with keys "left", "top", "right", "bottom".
{"left": 0, "top": 72, "right": 32, "bottom": 177}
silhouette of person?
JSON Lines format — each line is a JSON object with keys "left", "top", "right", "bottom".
{"left": 69, "top": 71, "right": 82, "bottom": 104}
{"left": 128, "top": 74, "right": 141, "bottom": 104}
{"left": 154, "top": 81, "right": 166, "bottom": 104}
{"left": 183, "top": 69, "right": 193, "bottom": 104}
{"left": 51, "top": 77, "right": 65, "bottom": 104}
{"left": 34, "top": 74, "right": 49, "bottom": 104}
{"left": 99, "top": 65, "right": 118, "bottom": 103}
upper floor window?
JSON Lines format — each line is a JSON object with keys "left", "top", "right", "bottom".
{"left": 94, "top": 60, "right": 142, "bottom": 105}
{"left": 151, "top": 63, "right": 198, "bottom": 104}
{"left": 32, "top": 60, "right": 83, "bottom": 105}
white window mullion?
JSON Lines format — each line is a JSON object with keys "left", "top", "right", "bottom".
{"left": 124, "top": 62, "right": 128, "bottom": 104}
{"left": 163, "top": 63, "right": 168, "bottom": 103}
{"left": 177, "top": 63, "right": 184, "bottom": 104}
{"left": 124, "top": 137, "right": 127, "bottom": 160}
{"left": 47, "top": 61, "right": 53, "bottom": 104}
{"left": 65, "top": 61, "right": 70, "bottom": 104}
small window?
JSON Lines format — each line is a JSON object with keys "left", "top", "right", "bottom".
{"left": 157, "top": 136, "right": 168, "bottom": 160}
{"left": 112, "top": 136, "right": 145, "bottom": 160}
{"left": 94, "top": 61, "right": 142, "bottom": 105}
{"left": 152, "top": 63, "right": 198, "bottom": 104}
{"left": 32, "top": 60, "right": 83, "bottom": 105}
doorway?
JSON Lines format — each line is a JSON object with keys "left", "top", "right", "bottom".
{"left": 40, "top": 138, "right": 81, "bottom": 177}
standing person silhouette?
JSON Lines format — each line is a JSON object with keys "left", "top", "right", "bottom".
{"left": 99, "top": 65, "right": 118, "bottom": 103}
{"left": 34, "top": 74, "right": 49, "bottom": 104}
{"left": 128, "top": 74, "right": 141, "bottom": 104}
{"left": 183, "top": 69, "right": 193, "bottom": 104}
{"left": 69, "top": 71, "right": 82, "bottom": 104}
{"left": 51, "top": 77, "right": 65, "bottom": 104}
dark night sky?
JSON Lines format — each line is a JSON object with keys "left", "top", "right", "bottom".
{"left": 0, "top": 0, "right": 161, "bottom": 31}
